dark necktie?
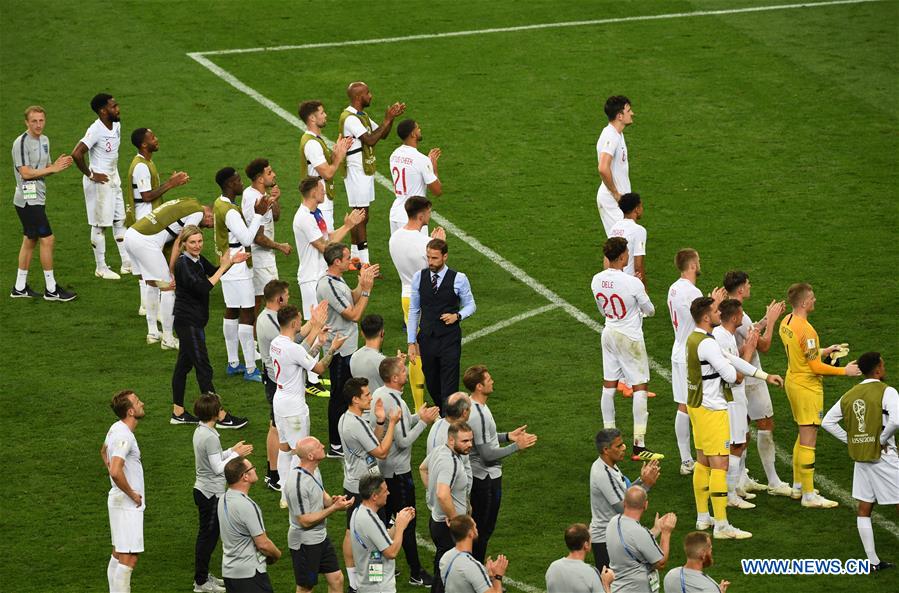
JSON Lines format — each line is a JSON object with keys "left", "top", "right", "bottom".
{"left": 432, "top": 272, "right": 439, "bottom": 294}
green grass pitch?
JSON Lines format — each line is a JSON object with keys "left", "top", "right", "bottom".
{"left": 1, "top": 1, "right": 897, "bottom": 592}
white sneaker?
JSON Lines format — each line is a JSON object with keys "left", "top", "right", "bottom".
{"left": 193, "top": 576, "right": 225, "bottom": 593}
{"left": 791, "top": 487, "right": 819, "bottom": 500}
{"left": 680, "top": 460, "right": 696, "bottom": 475}
{"left": 161, "top": 336, "right": 179, "bottom": 351}
{"left": 735, "top": 487, "right": 756, "bottom": 500}
{"left": 742, "top": 476, "right": 767, "bottom": 492}
{"left": 147, "top": 333, "right": 161, "bottom": 345}
{"left": 120, "top": 263, "right": 132, "bottom": 275}
{"left": 138, "top": 304, "right": 146, "bottom": 316}
{"left": 728, "top": 496, "right": 756, "bottom": 509}
{"left": 801, "top": 493, "right": 839, "bottom": 509}
{"left": 695, "top": 518, "right": 712, "bottom": 531}
{"left": 209, "top": 574, "right": 224, "bottom": 587}
{"left": 767, "top": 483, "right": 794, "bottom": 497}
{"left": 95, "top": 268, "right": 121, "bottom": 280}
{"left": 714, "top": 524, "right": 752, "bottom": 539}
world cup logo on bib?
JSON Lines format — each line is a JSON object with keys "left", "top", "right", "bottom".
{"left": 852, "top": 399, "right": 867, "bottom": 433}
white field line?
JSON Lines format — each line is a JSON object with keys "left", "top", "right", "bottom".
{"left": 462, "top": 304, "right": 560, "bottom": 346}
{"left": 192, "top": 0, "right": 883, "bottom": 57}
{"left": 415, "top": 533, "right": 542, "bottom": 593}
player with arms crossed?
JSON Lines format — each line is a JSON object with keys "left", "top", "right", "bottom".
{"left": 595, "top": 95, "right": 634, "bottom": 236}
{"left": 388, "top": 119, "right": 442, "bottom": 235}
{"left": 592, "top": 237, "right": 660, "bottom": 461}
{"left": 779, "top": 282, "right": 861, "bottom": 507}
{"left": 822, "top": 352, "right": 899, "bottom": 573}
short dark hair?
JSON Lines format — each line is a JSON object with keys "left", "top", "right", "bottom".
{"left": 359, "top": 474, "right": 385, "bottom": 500}
{"left": 618, "top": 192, "right": 641, "bottom": 215}
{"left": 723, "top": 270, "right": 750, "bottom": 294}
{"left": 224, "top": 456, "right": 249, "bottom": 485}
{"left": 603, "top": 236, "right": 628, "bottom": 262}
{"left": 857, "top": 352, "right": 882, "bottom": 376}
{"left": 360, "top": 314, "right": 384, "bottom": 339}
{"left": 449, "top": 515, "right": 476, "bottom": 542}
{"left": 215, "top": 167, "right": 238, "bottom": 190}
{"left": 343, "top": 377, "right": 369, "bottom": 405}
{"left": 277, "top": 305, "right": 300, "bottom": 328}
{"left": 404, "top": 196, "right": 431, "bottom": 219}
{"left": 445, "top": 394, "right": 470, "bottom": 420}
{"left": 564, "top": 523, "right": 591, "bottom": 552}
{"left": 448, "top": 421, "right": 473, "bottom": 442}
{"left": 110, "top": 390, "right": 136, "bottom": 419}
{"left": 194, "top": 392, "right": 222, "bottom": 422}
{"left": 604, "top": 95, "right": 630, "bottom": 120}
{"left": 298, "top": 100, "right": 323, "bottom": 123}
{"left": 462, "top": 365, "right": 489, "bottom": 392}
{"left": 397, "top": 119, "right": 417, "bottom": 140}
{"left": 675, "top": 249, "right": 699, "bottom": 272}
{"left": 595, "top": 428, "right": 622, "bottom": 455}
{"left": 323, "top": 242, "right": 348, "bottom": 266}
{"left": 263, "top": 279, "right": 289, "bottom": 303}
{"left": 378, "top": 357, "right": 405, "bottom": 382}
{"left": 299, "top": 176, "right": 322, "bottom": 196}
{"left": 690, "top": 296, "right": 715, "bottom": 324}
{"left": 130, "top": 127, "right": 149, "bottom": 150}
{"left": 245, "top": 158, "right": 269, "bottom": 181}
{"left": 718, "top": 298, "right": 743, "bottom": 324}
{"left": 427, "top": 238, "right": 448, "bottom": 255}
{"left": 91, "top": 93, "right": 113, "bottom": 114}
{"left": 684, "top": 531, "right": 712, "bottom": 560}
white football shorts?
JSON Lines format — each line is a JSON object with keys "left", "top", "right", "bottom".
{"left": 745, "top": 381, "right": 774, "bottom": 420}
{"left": 344, "top": 168, "right": 375, "bottom": 207}
{"left": 84, "top": 170, "right": 124, "bottom": 227}
{"left": 221, "top": 278, "right": 255, "bottom": 309}
{"left": 108, "top": 491, "right": 145, "bottom": 553}
{"left": 852, "top": 451, "right": 899, "bottom": 504}
{"left": 252, "top": 264, "right": 279, "bottom": 296}
{"left": 601, "top": 328, "right": 650, "bottom": 386}
{"left": 671, "top": 361, "right": 688, "bottom": 405}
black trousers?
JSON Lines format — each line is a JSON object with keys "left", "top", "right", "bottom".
{"left": 385, "top": 472, "right": 422, "bottom": 575}
{"left": 327, "top": 353, "right": 352, "bottom": 449}
{"left": 429, "top": 518, "right": 454, "bottom": 593}
{"left": 470, "top": 475, "right": 503, "bottom": 562}
{"left": 592, "top": 541, "right": 610, "bottom": 571}
{"left": 173, "top": 324, "right": 214, "bottom": 407}
{"left": 419, "top": 334, "right": 461, "bottom": 415}
{"left": 193, "top": 489, "right": 220, "bottom": 585}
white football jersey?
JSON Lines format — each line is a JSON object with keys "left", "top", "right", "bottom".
{"left": 591, "top": 268, "right": 654, "bottom": 340}
{"left": 80, "top": 119, "right": 121, "bottom": 173}
{"left": 292, "top": 204, "right": 327, "bottom": 285}
{"left": 389, "top": 145, "right": 438, "bottom": 228}
{"left": 596, "top": 124, "right": 630, "bottom": 198}
{"left": 609, "top": 218, "right": 647, "bottom": 277}
{"left": 712, "top": 325, "right": 747, "bottom": 401}
{"left": 389, "top": 227, "right": 431, "bottom": 297}
{"left": 271, "top": 335, "right": 317, "bottom": 416}
{"left": 667, "top": 278, "right": 702, "bottom": 363}
{"left": 241, "top": 186, "right": 276, "bottom": 267}
{"left": 735, "top": 312, "right": 764, "bottom": 385}
{"left": 104, "top": 420, "right": 144, "bottom": 504}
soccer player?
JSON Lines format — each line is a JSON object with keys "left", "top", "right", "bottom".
{"left": 595, "top": 95, "right": 634, "bottom": 236}
{"left": 441, "top": 515, "right": 508, "bottom": 593}
{"left": 271, "top": 304, "right": 345, "bottom": 506}
{"left": 667, "top": 248, "right": 705, "bottom": 474}
{"left": 465, "top": 365, "right": 537, "bottom": 562}
{"left": 285, "top": 436, "right": 355, "bottom": 593}
{"left": 218, "top": 457, "right": 281, "bottom": 592}
{"left": 212, "top": 166, "right": 271, "bottom": 382}
{"left": 241, "top": 158, "right": 291, "bottom": 312}
{"left": 338, "top": 81, "right": 406, "bottom": 262}
{"left": 723, "top": 270, "right": 792, "bottom": 496}
{"left": 101, "top": 390, "right": 146, "bottom": 593}
{"left": 546, "top": 523, "right": 614, "bottom": 593}
{"left": 351, "top": 314, "right": 387, "bottom": 392}
{"left": 608, "top": 192, "right": 646, "bottom": 283}
{"left": 298, "top": 100, "right": 352, "bottom": 231}
{"left": 388, "top": 196, "right": 446, "bottom": 409}
{"left": 124, "top": 198, "right": 213, "bottom": 348}
{"left": 388, "top": 119, "right": 442, "bottom": 234}
{"left": 822, "top": 352, "right": 898, "bottom": 572}
{"left": 192, "top": 393, "right": 252, "bottom": 593}
{"left": 687, "top": 297, "right": 782, "bottom": 540}
{"left": 256, "top": 280, "right": 288, "bottom": 491}
{"left": 662, "top": 532, "right": 730, "bottom": 593}
{"left": 778, "top": 282, "right": 861, "bottom": 506}
{"left": 71, "top": 93, "right": 130, "bottom": 278}
{"left": 592, "top": 237, "right": 660, "bottom": 461}
{"left": 349, "top": 474, "right": 417, "bottom": 593}
{"left": 10, "top": 105, "right": 75, "bottom": 301}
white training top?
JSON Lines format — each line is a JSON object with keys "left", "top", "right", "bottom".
{"left": 591, "top": 268, "right": 654, "bottom": 340}
{"left": 735, "top": 312, "right": 764, "bottom": 386}
{"left": 292, "top": 204, "right": 327, "bottom": 285}
{"left": 712, "top": 325, "right": 748, "bottom": 402}
{"left": 104, "top": 420, "right": 145, "bottom": 507}
{"left": 219, "top": 197, "right": 263, "bottom": 282}
{"left": 131, "top": 160, "right": 154, "bottom": 220}
{"left": 342, "top": 107, "right": 379, "bottom": 170}
{"left": 270, "top": 334, "right": 316, "bottom": 417}
{"left": 596, "top": 123, "right": 630, "bottom": 198}
{"left": 389, "top": 227, "right": 432, "bottom": 298}
{"left": 695, "top": 330, "right": 739, "bottom": 411}
{"left": 388, "top": 144, "right": 437, "bottom": 227}
{"left": 609, "top": 218, "right": 647, "bottom": 277}
{"left": 667, "top": 278, "right": 703, "bottom": 363}
{"left": 240, "top": 186, "right": 276, "bottom": 267}
{"left": 80, "top": 119, "right": 121, "bottom": 173}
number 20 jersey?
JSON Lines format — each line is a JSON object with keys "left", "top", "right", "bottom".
{"left": 591, "top": 268, "right": 654, "bottom": 341}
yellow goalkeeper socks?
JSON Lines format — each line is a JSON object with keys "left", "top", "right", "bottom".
{"left": 710, "top": 468, "right": 729, "bottom": 523}
{"left": 798, "top": 445, "right": 816, "bottom": 493}
{"left": 693, "top": 462, "right": 711, "bottom": 515}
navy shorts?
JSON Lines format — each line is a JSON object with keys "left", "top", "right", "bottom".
{"left": 16, "top": 204, "right": 52, "bottom": 238}
{"left": 290, "top": 537, "right": 340, "bottom": 587}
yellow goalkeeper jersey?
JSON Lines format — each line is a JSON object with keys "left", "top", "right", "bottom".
{"left": 778, "top": 313, "right": 846, "bottom": 392}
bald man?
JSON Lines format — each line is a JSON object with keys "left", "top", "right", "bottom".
{"left": 605, "top": 486, "right": 676, "bottom": 593}
{"left": 337, "top": 82, "right": 405, "bottom": 263}
{"left": 284, "top": 437, "right": 354, "bottom": 593}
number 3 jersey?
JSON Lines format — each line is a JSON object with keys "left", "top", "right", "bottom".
{"left": 591, "top": 268, "right": 654, "bottom": 340}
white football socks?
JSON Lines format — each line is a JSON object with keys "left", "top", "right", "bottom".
{"left": 346, "top": 567, "right": 359, "bottom": 589}
{"left": 223, "top": 318, "right": 240, "bottom": 365}
{"left": 113, "top": 222, "right": 130, "bottom": 267}
{"left": 15, "top": 269, "right": 28, "bottom": 291}
{"left": 113, "top": 562, "right": 133, "bottom": 593}
{"left": 277, "top": 449, "right": 292, "bottom": 505}
{"left": 358, "top": 247, "right": 370, "bottom": 264}
{"left": 756, "top": 429, "right": 783, "bottom": 486}
{"left": 600, "top": 387, "right": 616, "bottom": 428}
{"left": 238, "top": 323, "right": 256, "bottom": 372}
{"left": 675, "top": 410, "right": 694, "bottom": 463}
{"left": 727, "top": 454, "right": 742, "bottom": 501}
{"left": 857, "top": 517, "right": 880, "bottom": 564}
{"left": 91, "top": 226, "right": 107, "bottom": 270}
{"left": 107, "top": 555, "right": 119, "bottom": 592}
{"left": 43, "top": 270, "right": 56, "bottom": 292}
{"left": 145, "top": 284, "right": 161, "bottom": 336}
{"left": 632, "top": 390, "right": 648, "bottom": 447}
{"left": 159, "top": 290, "right": 175, "bottom": 337}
